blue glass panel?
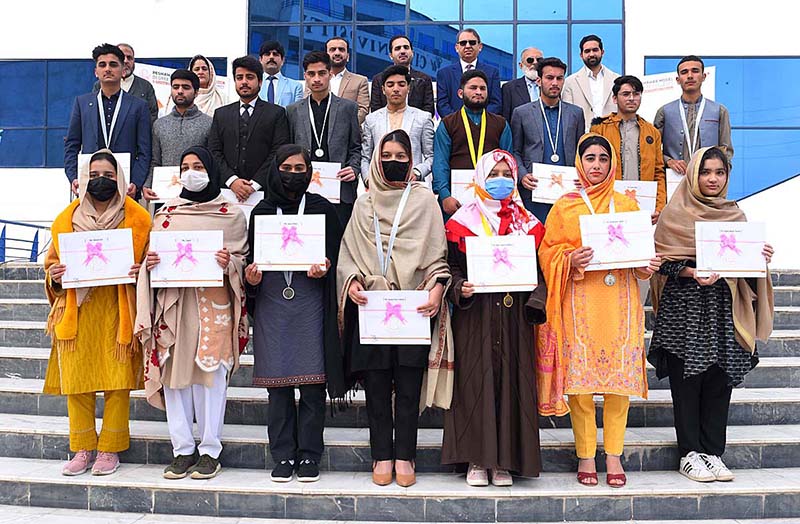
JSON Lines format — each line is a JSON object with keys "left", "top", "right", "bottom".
{"left": 303, "top": 0, "right": 353, "bottom": 22}
{"left": 358, "top": 0, "right": 405, "bottom": 22}
{"left": 46, "top": 60, "right": 94, "bottom": 128}
{"left": 409, "top": 0, "right": 458, "bottom": 21}
{"left": 571, "top": 0, "right": 623, "bottom": 20}
{"left": 250, "top": 26, "right": 303, "bottom": 80}
{"left": 250, "top": 0, "right": 301, "bottom": 22}
{"left": 516, "top": 24, "right": 568, "bottom": 69}
{"left": 354, "top": 25, "right": 406, "bottom": 79}
{"left": 0, "top": 61, "right": 46, "bottom": 127}
{"left": 730, "top": 129, "right": 800, "bottom": 200}
{"left": 46, "top": 128, "right": 68, "bottom": 168}
{"left": 518, "top": 0, "right": 567, "bottom": 21}
{"left": 0, "top": 129, "right": 45, "bottom": 167}
{"left": 464, "top": 0, "right": 512, "bottom": 21}
{"left": 570, "top": 23, "right": 623, "bottom": 74}
{"left": 469, "top": 25, "right": 515, "bottom": 81}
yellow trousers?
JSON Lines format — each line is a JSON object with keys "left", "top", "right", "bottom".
{"left": 67, "top": 390, "right": 131, "bottom": 452}
{"left": 568, "top": 393, "right": 630, "bottom": 458}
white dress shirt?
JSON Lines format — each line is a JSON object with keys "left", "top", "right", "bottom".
{"left": 587, "top": 66, "right": 606, "bottom": 118}
{"left": 329, "top": 69, "right": 346, "bottom": 97}
{"left": 460, "top": 59, "right": 477, "bottom": 73}
{"left": 120, "top": 74, "right": 134, "bottom": 93}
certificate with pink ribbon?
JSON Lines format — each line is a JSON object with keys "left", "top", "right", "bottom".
{"left": 149, "top": 230, "right": 224, "bottom": 288}
{"left": 465, "top": 235, "right": 538, "bottom": 293}
{"left": 253, "top": 215, "right": 326, "bottom": 271}
{"left": 358, "top": 290, "right": 431, "bottom": 345}
{"left": 696, "top": 222, "right": 767, "bottom": 278}
{"left": 614, "top": 180, "right": 658, "bottom": 214}
{"left": 529, "top": 163, "right": 580, "bottom": 204}
{"left": 579, "top": 210, "right": 655, "bottom": 270}
{"left": 58, "top": 229, "right": 135, "bottom": 289}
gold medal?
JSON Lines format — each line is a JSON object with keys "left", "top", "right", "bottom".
{"left": 503, "top": 293, "right": 514, "bottom": 308}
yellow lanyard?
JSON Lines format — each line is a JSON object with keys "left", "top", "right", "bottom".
{"left": 480, "top": 213, "right": 494, "bottom": 236}
{"left": 461, "top": 107, "right": 487, "bottom": 168}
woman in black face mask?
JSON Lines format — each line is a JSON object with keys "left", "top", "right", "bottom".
{"left": 244, "top": 144, "right": 348, "bottom": 483}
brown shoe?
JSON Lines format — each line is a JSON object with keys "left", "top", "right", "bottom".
{"left": 372, "top": 460, "right": 393, "bottom": 486}
{"left": 395, "top": 460, "right": 416, "bottom": 488}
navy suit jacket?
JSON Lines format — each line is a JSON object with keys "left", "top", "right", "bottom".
{"left": 64, "top": 91, "right": 152, "bottom": 189}
{"left": 435, "top": 61, "right": 502, "bottom": 118}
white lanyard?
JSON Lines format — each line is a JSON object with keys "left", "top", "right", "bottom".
{"left": 373, "top": 184, "right": 412, "bottom": 277}
{"left": 97, "top": 90, "right": 123, "bottom": 149}
{"left": 277, "top": 195, "right": 306, "bottom": 288}
{"left": 538, "top": 99, "right": 562, "bottom": 157}
{"left": 678, "top": 96, "right": 706, "bottom": 158}
{"left": 308, "top": 96, "right": 332, "bottom": 151}
{"left": 579, "top": 188, "right": 615, "bottom": 215}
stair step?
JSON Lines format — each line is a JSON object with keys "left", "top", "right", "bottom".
{"left": 0, "top": 280, "right": 46, "bottom": 300}
{"left": 0, "top": 299, "right": 50, "bottom": 322}
{"left": 0, "top": 457, "right": 797, "bottom": 521}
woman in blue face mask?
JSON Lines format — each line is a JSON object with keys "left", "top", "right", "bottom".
{"left": 441, "top": 149, "right": 547, "bottom": 487}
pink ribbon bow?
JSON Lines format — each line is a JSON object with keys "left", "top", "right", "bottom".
{"left": 280, "top": 226, "right": 304, "bottom": 250}
{"left": 83, "top": 242, "right": 109, "bottom": 265}
{"left": 718, "top": 233, "right": 743, "bottom": 256}
{"left": 492, "top": 247, "right": 514, "bottom": 270}
{"left": 174, "top": 242, "right": 198, "bottom": 266}
{"left": 383, "top": 302, "right": 407, "bottom": 325}
{"left": 607, "top": 224, "right": 630, "bottom": 247}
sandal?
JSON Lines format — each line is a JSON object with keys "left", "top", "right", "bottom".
{"left": 576, "top": 471, "right": 598, "bottom": 486}
{"left": 606, "top": 473, "right": 627, "bottom": 488}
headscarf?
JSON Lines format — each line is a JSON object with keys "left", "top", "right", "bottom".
{"left": 73, "top": 148, "right": 128, "bottom": 235}
{"left": 652, "top": 147, "right": 774, "bottom": 352}
{"left": 446, "top": 149, "right": 544, "bottom": 249}
{"left": 165, "top": 55, "right": 227, "bottom": 116}
{"left": 178, "top": 146, "right": 221, "bottom": 203}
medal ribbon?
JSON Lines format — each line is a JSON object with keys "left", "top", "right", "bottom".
{"left": 97, "top": 90, "right": 123, "bottom": 149}
{"left": 538, "top": 99, "right": 562, "bottom": 161}
{"left": 678, "top": 96, "right": 706, "bottom": 158}
{"left": 460, "top": 107, "right": 487, "bottom": 168}
{"left": 277, "top": 195, "right": 306, "bottom": 290}
{"left": 308, "top": 96, "right": 332, "bottom": 155}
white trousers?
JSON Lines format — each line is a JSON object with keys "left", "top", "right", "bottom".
{"left": 163, "top": 365, "right": 228, "bottom": 459}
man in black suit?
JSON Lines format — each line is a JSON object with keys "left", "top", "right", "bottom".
{"left": 208, "top": 55, "right": 290, "bottom": 201}
{"left": 501, "top": 47, "right": 543, "bottom": 123}
{"left": 369, "top": 35, "right": 435, "bottom": 116}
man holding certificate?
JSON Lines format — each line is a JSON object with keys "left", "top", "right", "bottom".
{"left": 441, "top": 149, "right": 546, "bottom": 487}
{"left": 286, "top": 51, "right": 361, "bottom": 227}
{"left": 44, "top": 150, "right": 151, "bottom": 477}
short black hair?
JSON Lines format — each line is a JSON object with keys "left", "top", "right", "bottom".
{"left": 381, "top": 65, "right": 411, "bottom": 86}
{"left": 231, "top": 55, "right": 263, "bottom": 78}
{"left": 170, "top": 69, "right": 200, "bottom": 91}
{"left": 325, "top": 37, "right": 349, "bottom": 52}
{"left": 536, "top": 57, "right": 567, "bottom": 77}
{"left": 303, "top": 51, "right": 331, "bottom": 71}
{"left": 677, "top": 55, "right": 705, "bottom": 73}
{"left": 459, "top": 69, "right": 488, "bottom": 89}
{"left": 579, "top": 34, "right": 603, "bottom": 52}
{"left": 578, "top": 134, "right": 613, "bottom": 158}
{"left": 389, "top": 35, "right": 412, "bottom": 51}
{"left": 612, "top": 75, "right": 643, "bottom": 97}
{"left": 92, "top": 43, "right": 124, "bottom": 63}
{"left": 457, "top": 28, "right": 482, "bottom": 43}
{"left": 259, "top": 40, "right": 285, "bottom": 58}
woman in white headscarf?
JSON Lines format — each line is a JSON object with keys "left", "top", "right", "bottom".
{"left": 165, "top": 55, "right": 227, "bottom": 116}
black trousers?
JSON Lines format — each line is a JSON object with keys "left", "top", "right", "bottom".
{"left": 333, "top": 202, "right": 354, "bottom": 229}
{"left": 666, "top": 352, "right": 733, "bottom": 457}
{"left": 267, "top": 384, "right": 326, "bottom": 462}
{"left": 363, "top": 366, "right": 424, "bottom": 461}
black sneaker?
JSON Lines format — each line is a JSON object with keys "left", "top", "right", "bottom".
{"left": 163, "top": 454, "right": 196, "bottom": 479}
{"left": 271, "top": 459, "right": 295, "bottom": 482}
{"left": 296, "top": 458, "right": 320, "bottom": 482}
{"left": 190, "top": 454, "right": 221, "bottom": 479}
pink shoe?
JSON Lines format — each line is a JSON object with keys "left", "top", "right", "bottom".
{"left": 91, "top": 452, "right": 120, "bottom": 476}
{"left": 491, "top": 468, "right": 513, "bottom": 486}
{"left": 62, "top": 450, "right": 93, "bottom": 476}
{"left": 466, "top": 464, "right": 489, "bottom": 486}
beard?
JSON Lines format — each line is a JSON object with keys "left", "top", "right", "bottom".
{"left": 523, "top": 67, "right": 538, "bottom": 81}
{"left": 463, "top": 97, "right": 487, "bottom": 111}
{"left": 583, "top": 56, "right": 600, "bottom": 68}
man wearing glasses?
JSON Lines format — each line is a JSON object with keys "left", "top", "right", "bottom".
{"left": 501, "top": 47, "right": 543, "bottom": 123}
{"left": 369, "top": 35, "right": 435, "bottom": 116}
{"left": 436, "top": 28, "right": 502, "bottom": 117}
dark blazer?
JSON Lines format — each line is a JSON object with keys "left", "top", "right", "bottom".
{"left": 63, "top": 90, "right": 152, "bottom": 188}
{"left": 501, "top": 76, "right": 536, "bottom": 123}
{"left": 369, "top": 69, "right": 435, "bottom": 115}
{"left": 207, "top": 98, "right": 291, "bottom": 189}
{"left": 94, "top": 75, "right": 158, "bottom": 123}
{"left": 435, "top": 61, "right": 502, "bottom": 118}
{"left": 286, "top": 95, "right": 361, "bottom": 204}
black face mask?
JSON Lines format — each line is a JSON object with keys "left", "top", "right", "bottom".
{"left": 382, "top": 161, "right": 410, "bottom": 182}
{"left": 86, "top": 177, "right": 118, "bottom": 202}
{"left": 279, "top": 170, "right": 310, "bottom": 194}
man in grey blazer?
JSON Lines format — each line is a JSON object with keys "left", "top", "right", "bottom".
{"left": 511, "top": 57, "right": 584, "bottom": 222}
{"left": 287, "top": 51, "right": 361, "bottom": 226}
{"left": 362, "top": 65, "right": 434, "bottom": 187}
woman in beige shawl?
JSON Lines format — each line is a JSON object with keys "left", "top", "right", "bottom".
{"left": 649, "top": 146, "right": 774, "bottom": 483}
{"left": 165, "top": 55, "right": 227, "bottom": 116}
{"left": 338, "top": 130, "right": 452, "bottom": 487}
{"left": 135, "top": 146, "right": 248, "bottom": 481}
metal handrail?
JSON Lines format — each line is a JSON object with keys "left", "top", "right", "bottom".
{"left": 0, "top": 218, "right": 51, "bottom": 264}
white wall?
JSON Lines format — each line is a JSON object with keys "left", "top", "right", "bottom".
{"left": 738, "top": 177, "right": 800, "bottom": 271}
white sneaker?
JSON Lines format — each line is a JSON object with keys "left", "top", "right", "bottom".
{"left": 699, "top": 453, "right": 735, "bottom": 481}
{"left": 679, "top": 451, "right": 715, "bottom": 482}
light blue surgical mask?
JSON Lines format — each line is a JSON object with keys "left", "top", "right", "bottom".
{"left": 484, "top": 177, "right": 515, "bottom": 200}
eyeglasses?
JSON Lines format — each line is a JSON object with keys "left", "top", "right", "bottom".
{"left": 524, "top": 57, "right": 540, "bottom": 65}
{"left": 617, "top": 91, "right": 642, "bottom": 99}
{"left": 457, "top": 39, "right": 478, "bottom": 47}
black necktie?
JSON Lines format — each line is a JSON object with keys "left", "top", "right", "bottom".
{"left": 241, "top": 103, "right": 251, "bottom": 125}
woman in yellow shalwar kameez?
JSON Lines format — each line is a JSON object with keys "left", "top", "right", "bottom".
{"left": 536, "top": 134, "right": 661, "bottom": 487}
{"left": 43, "top": 150, "right": 151, "bottom": 476}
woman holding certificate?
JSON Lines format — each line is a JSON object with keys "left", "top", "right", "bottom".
{"left": 135, "top": 146, "right": 249, "bottom": 480}
{"left": 44, "top": 149, "right": 151, "bottom": 476}
{"left": 649, "top": 146, "right": 774, "bottom": 482}
{"left": 338, "top": 130, "right": 452, "bottom": 487}
{"left": 245, "top": 144, "right": 347, "bottom": 483}
{"left": 536, "top": 134, "right": 661, "bottom": 488}
{"left": 441, "top": 149, "right": 547, "bottom": 487}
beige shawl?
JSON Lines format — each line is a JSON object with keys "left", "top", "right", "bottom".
{"left": 165, "top": 58, "right": 227, "bottom": 116}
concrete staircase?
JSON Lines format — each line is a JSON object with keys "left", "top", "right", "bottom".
{"left": 0, "top": 262, "right": 799, "bottom": 522}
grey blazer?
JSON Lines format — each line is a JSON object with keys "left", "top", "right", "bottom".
{"left": 286, "top": 94, "right": 362, "bottom": 204}
{"left": 361, "top": 106, "right": 434, "bottom": 183}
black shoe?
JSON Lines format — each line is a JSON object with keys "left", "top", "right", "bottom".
{"left": 296, "top": 458, "right": 320, "bottom": 482}
{"left": 163, "top": 454, "right": 196, "bottom": 479}
{"left": 271, "top": 459, "right": 295, "bottom": 482}
{"left": 190, "top": 454, "right": 221, "bottom": 479}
